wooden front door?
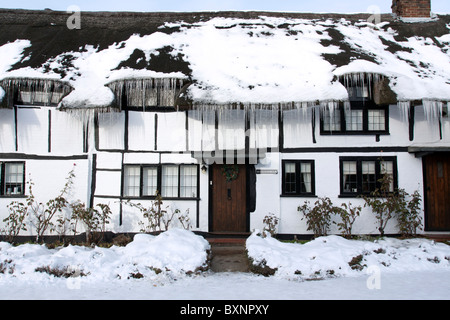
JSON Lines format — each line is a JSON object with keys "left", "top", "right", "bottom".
{"left": 424, "top": 153, "right": 450, "bottom": 231}
{"left": 210, "top": 164, "right": 247, "bottom": 233}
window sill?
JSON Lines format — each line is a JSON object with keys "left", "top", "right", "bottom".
{"left": 338, "top": 194, "right": 362, "bottom": 198}
{"left": 122, "top": 196, "right": 200, "bottom": 201}
{"left": 0, "top": 195, "right": 27, "bottom": 199}
{"left": 320, "top": 131, "right": 390, "bottom": 136}
{"left": 280, "top": 194, "right": 317, "bottom": 198}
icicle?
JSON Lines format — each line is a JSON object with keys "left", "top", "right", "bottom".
{"left": 422, "top": 99, "right": 443, "bottom": 123}
{"left": 107, "top": 77, "right": 183, "bottom": 109}
{"left": 398, "top": 101, "right": 411, "bottom": 123}
{"left": 0, "top": 78, "right": 72, "bottom": 107}
{"left": 65, "top": 108, "right": 97, "bottom": 128}
{"left": 339, "top": 72, "right": 382, "bottom": 100}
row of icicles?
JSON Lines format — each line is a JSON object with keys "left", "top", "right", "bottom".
{"left": 1, "top": 76, "right": 448, "bottom": 125}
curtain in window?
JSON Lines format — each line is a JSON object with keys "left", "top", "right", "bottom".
{"left": 342, "top": 161, "right": 357, "bottom": 193}
{"left": 300, "top": 162, "right": 312, "bottom": 193}
{"left": 4, "top": 163, "right": 24, "bottom": 195}
{"left": 362, "top": 161, "right": 376, "bottom": 193}
{"left": 368, "top": 110, "right": 385, "bottom": 131}
{"left": 142, "top": 167, "right": 158, "bottom": 196}
{"left": 284, "top": 162, "right": 296, "bottom": 193}
{"left": 161, "top": 165, "right": 179, "bottom": 197}
{"left": 180, "top": 165, "right": 197, "bottom": 198}
{"left": 124, "top": 166, "right": 140, "bottom": 197}
{"left": 345, "top": 109, "right": 363, "bottom": 131}
{"left": 380, "top": 160, "right": 394, "bottom": 192}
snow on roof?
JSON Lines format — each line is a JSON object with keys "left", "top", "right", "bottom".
{"left": 0, "top": 10, "right": 449, "bottom": 109}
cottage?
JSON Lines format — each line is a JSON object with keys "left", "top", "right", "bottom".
{"left": 0, "top": 0, "right": 449, "bottom": 239}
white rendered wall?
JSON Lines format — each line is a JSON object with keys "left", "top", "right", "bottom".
{"left": 0, "top": 108, "right": 15, "bottom": 152}
{"left": 0, "top": 158, "right": 90, "bottom": 236}
{"left": 276, "top": 152, "right": 424, "bottom": 236}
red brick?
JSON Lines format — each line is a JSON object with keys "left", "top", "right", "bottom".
{"left": 392, "top": 0, "right": 430, "bottom": 18}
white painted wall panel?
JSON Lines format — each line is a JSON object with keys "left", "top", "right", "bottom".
{"left": 51, "top": 110, "right": 84, "bottom": 155}
{"left": 98, "top": 112, "right": 125, "bottom": 150}
{"left": 156, "top": 112, "right": 186, "bottom": 151}
{"left": 95, "top": 170, "right": 122, "bottom": 197}
{"left": 0, "top": 109, "right": 15, "bottom": 152}
{"left": 17, "top": 107, "right": 48, "bottom": 154}
{"left": 128, "top": 111, "right": 155, "bottom": 151}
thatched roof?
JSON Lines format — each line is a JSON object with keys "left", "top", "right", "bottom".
{"left": 0, "top": 9, "right": 449, "bottom": 110}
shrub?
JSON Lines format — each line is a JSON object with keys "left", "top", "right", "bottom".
{"left": 112, "top": 234, "right": 132, "bottom": 246}
{"left": 125, "top": 191, "right": 191, "bottom": 232}
{"left": 35, "top": 265, "right": 86, "bottom": 278}
{"left": 334, "top": 202, "right": 361, "bottom": 239}
{"left": 348, "top": 254, "right": 366, "bottom": 271}
{"left": 298, "top": 197, "right": 341, "bottom": 238}
{"left": 262, "top": 213, "right": 279, "bottom": 238}
{"left": 397, "top": 190, "right": 423, "bottom": 237}
{"left": 0, "top": 259, "right": 15, "bottom": 274}
{"left": 363, "top": 173, "right": 402, "bottom": 237}
{"left": 364, "top": 172, "right": 423, "bottom": 237}
{"left": 1, "top": 201, "right": 29, "bottom": 244}
{"left": 70, "top": 202, "right": 112, "bottom": 244}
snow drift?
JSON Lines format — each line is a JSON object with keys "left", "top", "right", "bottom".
{"left": 246, "top": 232, "right": 450, "bottom": 280}
{"left": 0, "top": 229, "right": 210, "bottom": 282}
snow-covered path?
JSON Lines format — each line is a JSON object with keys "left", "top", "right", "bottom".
{"left": 1, "top": 270, "right": 449, "bottom": 300}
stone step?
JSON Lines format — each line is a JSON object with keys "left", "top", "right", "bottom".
{"left": 209, "top": 243, "right": 250, "bottom": 273}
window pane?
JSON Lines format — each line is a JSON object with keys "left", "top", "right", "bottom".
{"left": 124, "top": 166, "right": 140, "bottom": 197}
{"left": 342, "top": 161, "right": 357, "bottom": 193}
{"left": 347, "top": 86, "right": 369, "bottom": 101}
{"left": 284, "top": 162, "right": 297, "bottom": 194}
{"left": 300, "top": 162, "right": 312, "bottom": 193}
{"left": 368, "top": 110, "right": 385, "bottom": 131}
{"left": 345, "top": 110, "right": 363, "bottom": 131}
{"left": 161, "top": 165, "right": 179, "bottom": 197}
{"left": 380, "top": 160, "right": 394, "bottom": 192}
{"left": 17, "top": 90, "right": 52, "bottom": 105}
{"left": 362, "top": 161, "right": 376, "bottom": 193}
{"left": 142, "top": 167, "right": 158, "bottom": 196}
{"left": 4, "top": 163, "right": 24, "bottom": 195}
{"left": 323, "top": 109, "right": 341, "bottom": 131}
{"left": 180, "top": 165, "right": 197, "bottom": 198}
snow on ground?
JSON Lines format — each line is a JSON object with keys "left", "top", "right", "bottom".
{"left": 0, "top": 229, "right": 449, "bottom": 300}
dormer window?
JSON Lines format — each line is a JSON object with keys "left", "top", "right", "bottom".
{"left": 107, "top": 78, "right": 185, "bottom": 110}
{"left": 347, "top": 85, "right": 370, "bottom": 102}
{"left": 321, "top": 74, "right": 389, "bottom": 135}
{"left": 0, "top": 78, "right": 72, "bottom": 107}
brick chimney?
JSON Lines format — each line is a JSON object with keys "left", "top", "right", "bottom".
{"left": 392, "top": 0, "right": 431, "bottom": 18}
